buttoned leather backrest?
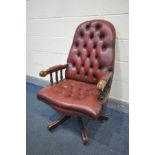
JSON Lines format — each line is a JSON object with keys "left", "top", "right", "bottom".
{"left": 65, "top": 20, "right": 116, "bottom": 84}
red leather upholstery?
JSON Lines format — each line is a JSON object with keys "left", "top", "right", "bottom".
{"left": 37, "top": 79, "right": 102, "bottom": 119}
{"left": 66, "top": 20, "right": 115, "bottom": 84}
{"left": 37, "top": 20, "right": 116, "bottom": 119}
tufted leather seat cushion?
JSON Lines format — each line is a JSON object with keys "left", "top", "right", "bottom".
{"left": 66, "top": 20, "right": 115, "bottom": 84}
{"left": 37, "top": 79, "right": 102, "bottom": 119}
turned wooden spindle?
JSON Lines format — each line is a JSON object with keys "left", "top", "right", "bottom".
{"left": 50, "top": 72, "right": 53, "bottom": 84}
{"left": 60, "top": 70, "right": 63, "bottom": 81}
{"left": 55, "top": 71, "right": 58, "bottom": 83}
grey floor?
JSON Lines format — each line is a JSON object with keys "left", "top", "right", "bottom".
{"left": 26, "top": 83, "right": 129, "bottom": 155}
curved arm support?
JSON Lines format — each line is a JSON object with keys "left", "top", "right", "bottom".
{"left": 97, "top": 72, "right": 112, "bottom": 91}
{"left": 39, "top": 64, "right": 68, "bottom": 77}
{"left": 97, "top": 72, "right": 113, "bottom": 102}
{"left": 39, "top": 64, "right": 68, "bottom": 84}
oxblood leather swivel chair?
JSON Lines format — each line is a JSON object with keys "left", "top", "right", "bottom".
{"left": 37, "top": 20, "right": 116, "bottom": 144}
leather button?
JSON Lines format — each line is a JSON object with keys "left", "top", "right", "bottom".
{"left": 86, "top": 24, "right": 91, "bottom": 30}
{"left": 99, "top": 33, "right": 104, "bottom": 39}
{"left": 75, "top": 41, "right": 79, "bottom": 47}
{"left": 95, "top": 23, "right": 101, "bottom": 30}
{"left": 90, "top": 64, "right": 93, "bottom": 68}
{"left": 83, "top": 43, "right": 87, "bottom": 49}
{"left": 93, "top": 74, "right": 97, "bottom": 80}
{"left": 80, "top": 31, "right": 84, "bottom": 38}
{"left": 93, "top": 43, "right": 97, "bottom": 49}
{"left": 98, "top": 65, "right": 102, "bottom": 70}
{"left": 85, "top": 72, "right": 88, "bottom": 78}
{"left": 102, "top": 44, "right": 107, "bottom": 51}
{"left": 77, "top": 52, "right": 80, "bottom": 57}
{"left": 90, "top": 33, "right": 94, "bottom": 39}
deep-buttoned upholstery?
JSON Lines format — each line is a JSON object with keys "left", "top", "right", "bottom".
{"left": 37, "top": 20, "right": 115, "bottom": 119}
{"left": 66, "top": 20, "right": 115, "bottom": 84}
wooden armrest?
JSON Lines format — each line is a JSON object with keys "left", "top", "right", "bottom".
{"left": 97, "top": 80, "right": 107, "bottom": 91}
{"left": 97, "top": 72, "right": 112, "bottom": 91}
{"left": 97, "top": 72, "right": 113, "bottom": 102}
{"left": 39, "top": 64, "right": 68, "bottom": 77}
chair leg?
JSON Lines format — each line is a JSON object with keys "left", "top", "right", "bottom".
{"left": 48, "top": 115, "right": 70, "bottom": 131}
{"left": 78, "top": 117, "right": 88, "bottom": 144}
{"left": 98, "top": 114, "right": 109, "bottom": 121}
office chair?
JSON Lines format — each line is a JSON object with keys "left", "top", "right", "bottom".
{"left": 37, "top": 20, "right": 116, "bottom": 144}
